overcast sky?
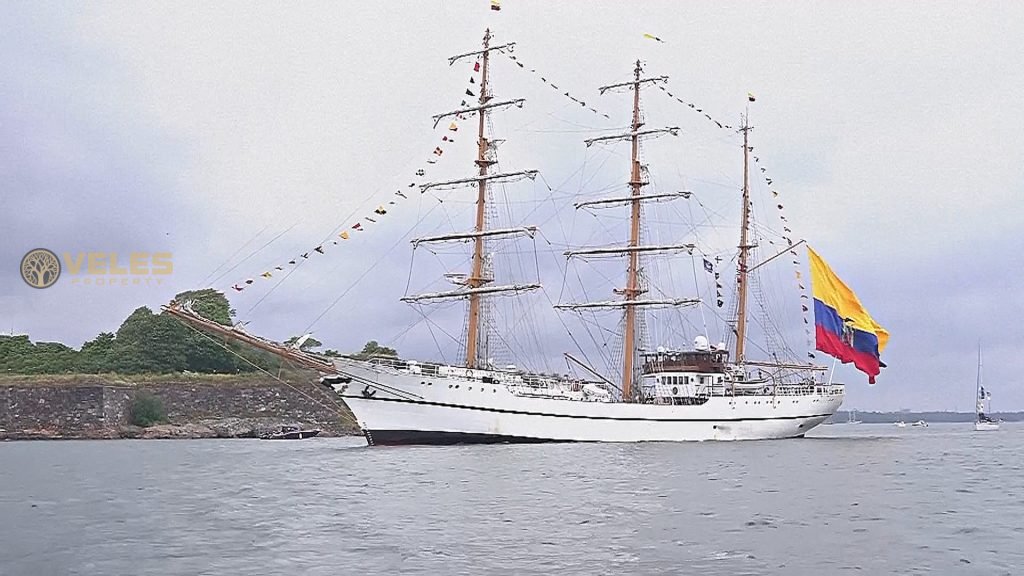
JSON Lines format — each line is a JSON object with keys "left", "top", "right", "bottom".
{"left": 3, "top": 1, "right": 1023, "bottom": 412}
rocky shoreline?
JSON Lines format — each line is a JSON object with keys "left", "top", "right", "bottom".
{"left": 0, "top": 375, "right": 359, "bottom": 440}
{"left": 2, "top": 417, "right": 350, "bottom": 441}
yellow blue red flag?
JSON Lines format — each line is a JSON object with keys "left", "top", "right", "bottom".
{"left": 808, "top": 246, "right": 889, "bottom": 383}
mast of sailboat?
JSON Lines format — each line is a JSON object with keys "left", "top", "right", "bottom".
{"left": 734, "top": 110, "right": 753, "bottom": 366}
{"left": 621, "top": 59, "right": 644, "bottom": 401}
{"left": 976, "top": 340, "right": 983, "bottom": 415}
{"left": 406, "top": 29, "right": 540, "bottom": 369}
{"left": 464, "top": 28, "right": 495, "bottom": 370}
{"left": 556, "top": 62, "right": 693, "bottom": 402}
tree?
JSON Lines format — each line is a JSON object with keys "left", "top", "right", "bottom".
{"left": 172, "top": 288, "right": 234, "bottom": 325}
{"left": 0, "top": 335, "right": 36, "bottom": 373}
{"left": 356, "top": 340, "right": 397, "bottom": 358}
{"left": 78, "top": 332, "right": 117, "bottom": 372}
{"left": 114, "top": 307, "right": 189, "bottom": 373}
{"left": 166, "top": 289, "right": 250, "bottom": 373}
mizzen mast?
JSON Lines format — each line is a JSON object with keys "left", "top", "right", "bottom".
{"left": 734, "top": 113, "right": 753, "bottom": 365}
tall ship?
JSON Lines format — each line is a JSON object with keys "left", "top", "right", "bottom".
{"left": 166, "top": 29, "right": 888, "bottom": 445}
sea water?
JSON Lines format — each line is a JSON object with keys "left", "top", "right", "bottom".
{"left": 1, "top": 423, "right": 1020, "bottom": 575}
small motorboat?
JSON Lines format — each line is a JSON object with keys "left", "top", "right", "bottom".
{"left": 911, "top": 419, "right": 928, "bottom": 427}
{"left": 894, "top": 420, "right": 907, "bottom": 428}
{"left": 260, "top": 425, "right": 321, "bottom": 440}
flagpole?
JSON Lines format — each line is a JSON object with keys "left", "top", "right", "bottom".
{"left": 827, "top": 355, "right": 837, "bottom": 386}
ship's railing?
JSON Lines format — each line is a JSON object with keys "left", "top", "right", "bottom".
{"left": 699, "top": 383, "right": 844, "bottom": 397}
{"left": 352, "top": 355, "right": 579, "bottom": 388}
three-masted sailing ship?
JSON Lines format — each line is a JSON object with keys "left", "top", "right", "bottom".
{"left": 167, "top": 29, "right": 888, "bottom": 445}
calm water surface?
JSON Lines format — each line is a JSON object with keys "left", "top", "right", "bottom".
{"left": 1, "top": 423, "right": 1021, "bottom": 575}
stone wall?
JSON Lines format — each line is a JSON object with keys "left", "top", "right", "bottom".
{"left": 0, "top": 384, "right": 109, "bottom": 436}
{"left": 0, "top": 377, "right": 357, "bottom": 440}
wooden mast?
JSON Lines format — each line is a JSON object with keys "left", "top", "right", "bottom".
{"left": 734, "top": 111, "right": 752, "bottom": 365}
{"left": 621, "top": 60, "right": 644, "bottom": 401}
{"left": 561, "top": 63, "right": 678, "bottom": 399}
{"left": 465, "top": 28, "right": 493, "bottom": 369}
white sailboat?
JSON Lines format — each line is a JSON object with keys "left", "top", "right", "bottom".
{"left": 975, "top": 343, "right": 999, "bottom": 431}
{"left": 164, "top": 28, "right": 888, "bottom": 446}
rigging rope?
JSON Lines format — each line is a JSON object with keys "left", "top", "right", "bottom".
{"left": 176, "top": 320, "right": 360, "bottom": 429}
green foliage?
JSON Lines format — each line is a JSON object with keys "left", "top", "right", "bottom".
{"left": 1, "top": 288, "right": 264, "bottom": 375}
{"left": 114, "top": 306, "right": 198, "bottom": 373}
{"left": 129, "top": 391, "right": 168, "bottom": 427}
{"left": 356, "top": 340, "right": 398, "bottom": 358}
{"left": 0, "top": 335, "right": 77, "bottom": 374}
{"left": 173, "top": 288, "right": 234, "bottom": 326}
{"left": 78, "top": 332, "right": 116, "bottom": 372}
{"left": 0, "top": 288, "right": 333, "bottom": 376}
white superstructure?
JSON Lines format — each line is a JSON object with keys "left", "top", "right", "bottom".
{"left": 323, "top": 350, "right": 844, "bottom": 445}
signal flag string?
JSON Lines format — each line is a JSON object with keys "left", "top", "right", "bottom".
{"left": 501, "top": 51, "right": 612, "bottom": 120}
{"left": 746, "top": 141, "right": 816, "bottom": 360}
{"left": 229, "top": 61, "right": 483, "bottom": 293}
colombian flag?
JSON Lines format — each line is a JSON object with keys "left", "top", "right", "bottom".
{"left": 808, "top": 247, "right": 889, "bottom": 383}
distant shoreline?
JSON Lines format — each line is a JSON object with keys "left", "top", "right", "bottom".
{"left": 825, "top": 410, "right": 1023, "bottom": 424}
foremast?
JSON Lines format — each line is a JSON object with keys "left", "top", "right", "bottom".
{"left": 466, "top": 28, "right": 495, "bottom": 370}
{"left": 402, "top": 29, "right": 539, "bottom": 369}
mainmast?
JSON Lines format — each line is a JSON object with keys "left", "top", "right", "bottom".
{"left": 734, "top": 113, "right": 753, "bottom": 365}
{"left": 403, "top": 29, "right": 540, "bottom": 369}
{"left": 556, "top": 61, "right": 696, "bottom": 402}
{"left": 622, "top": 60, "right": 644, "bottom": 401}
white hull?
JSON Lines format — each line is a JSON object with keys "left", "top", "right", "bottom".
{"left": 974, "top": 421, "right": 999, "bottom": 431}
{"left": 326, "top": 360, "right": 844, "bottom": 445}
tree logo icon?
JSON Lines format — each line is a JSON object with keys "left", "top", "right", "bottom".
{"left": 20, "top": 248, "right": 61, "bottom": 289}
